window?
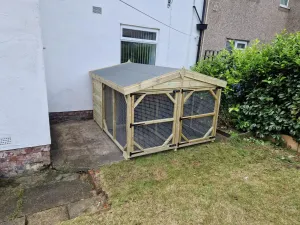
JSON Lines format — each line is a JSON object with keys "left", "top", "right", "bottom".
{"left": 280, "top": 0, "right": 289, "bottom": 7}
{"left": 235, "top": 40, "right": 248, "bottom": 49}
{"left": 226, "top": 39, "right": 248, "bottom": 51}
{"left": 121, "top": 25, "right": 158, "bottom": 65}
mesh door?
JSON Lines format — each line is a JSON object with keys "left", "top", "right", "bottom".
{"left": 104, "top": 85, "right": 113, "bottom": 135}
{"left": 133, "top": 93, "right": 175, "bottom": 150}
{"left": 181, "top": 90, "right": 215, "bottom": 141}
{"left": 134, "top": 122, "right": 173, "bottom": 149}
{"left": 182, "top": 116, "right": 214, "bottom": 141}
{"left": 183, "top": 91, "right": 215, "bottom": 116}
{"left": 134, "top": 94, "right": 174, "bottom": 122}
{"left": 115, "top": 91, "right": 127, "bottom": 147}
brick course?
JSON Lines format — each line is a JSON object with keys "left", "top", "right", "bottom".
{"left": 0, "top": 145, "right": 50, "bottom": 177}
{"left": 49, "top": 110, "right": 93, "bottom": 124}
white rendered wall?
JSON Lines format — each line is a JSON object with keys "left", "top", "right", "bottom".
{"left": 40, "top": 0, "right": 204, "bottom": 112}
{"left": 0, "top": 0, "right": 51, "bottom": 151}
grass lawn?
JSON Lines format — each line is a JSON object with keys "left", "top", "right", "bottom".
{"left": 62, "top": 138, "right": 300, "bottom": 225}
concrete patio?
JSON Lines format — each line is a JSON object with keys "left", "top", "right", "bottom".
{"left": 50, "top": 120, "right": 124, "bottom": 172}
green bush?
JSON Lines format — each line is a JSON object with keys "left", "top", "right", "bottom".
{"left": 193, "top": 31, "right": 300, "bottom": 142}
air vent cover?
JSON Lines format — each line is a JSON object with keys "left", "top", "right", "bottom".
{"left": 93, "top": 6, "right": 102, "bottom": 14}
{"left": 0, "top": 137, "right": 12, "bottom": 146}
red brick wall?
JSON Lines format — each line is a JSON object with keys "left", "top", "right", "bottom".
{"left": 0, "top": 145, "right": 50, "bottom": 177}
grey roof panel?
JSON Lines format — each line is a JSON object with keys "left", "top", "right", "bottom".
{"left": 92, "top": 63, "right": 179, "bottom": 87}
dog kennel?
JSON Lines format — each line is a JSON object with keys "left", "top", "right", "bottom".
{"left": 90, "top": 63, "right": 227, "bottom": 159}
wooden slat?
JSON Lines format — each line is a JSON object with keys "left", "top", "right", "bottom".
{"left": 103, "top": 128, "right": 124, "bottom": 151}
{"left": 92, "top": 78, "right": 103, "bottom": 128}
{"left": 178, "top": 137, "right": 214, "bottom": 147}
{"left": 172, "top": 93, "right": 179, "bottom": 144}
{"left": 131, "top": 96, "right": 135, "bottom": 153}
{"left": 126, "top": 95, "right": 133, "bottom": 157}
{"left": 132, "top": 118, "right": 174, "bottom": 126}
{"left": 181, "top": 112, "right": 215, "bottom": 120}
{"left": 181, "top": 133, "right": 189, "bottom": 142}
{"left": 134, "top": 94, "right": 146, "bottom": 108}
{"left": 178, "top": 89, "right": 185, "bottom": 147}
{"left": 113, "top": 90, "right": 116, "bottom": 139}
{"left": 103, "top": 119, "right": 108, "bottom": 131}
{"left": 123, "top": 71, "right": 181, "bottom": 95}
{"left": 102, "top": 83, "right": 105, "bottom": 129}
{"left": 134, "top": 141, "right": 144, "bottom": 151}
{"left": 129, "top": 145, "right": 174, "bottom": 158}
{"left": 209, "top": 89, "right": 218, "bottom": 100}
{"left": 91, "top": 72, "right": 125, "bottom": 94}
{"left": 163, "top": 134, "right": 173, "bottom": 146}
{"left": 204, "top": 126, "right": 213, "bottom": 138}
{"left": 184, "top": 91, "right": 194, "bottom": 103}
{"left": 166, "top": 93, "right": 176, "bottom": 104}
{"left": 185, "top": 70, "right": 227, "bottom": 88}
{"left": 212, "top": 89, "right": 222, "bottom": 136}
{"left": 144, "top": 79, "right": 216, "bottom": 91}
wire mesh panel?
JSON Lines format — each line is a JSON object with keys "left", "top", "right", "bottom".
{"left": 183, "top": 91, "right": 215, "bottom": 116}
{"left": 134, "top": 94, "right": 174, "bottom": 122}
{"left": 134, "top": 122, "right": 173, "bottom": 149}
{"left": 133, "top": 93, "right": 175, "bottom": 150}
{"left": 181, "top": 90, "right": 215, "bottom": 142}
{"left": 104, "top": 85, "right": 113, "bottom": 135}
{"left": 182, "top": 116, "right": 214, "bottom": 141}
{"left": 115, "top": 91, "right": 127, "bottom": 147}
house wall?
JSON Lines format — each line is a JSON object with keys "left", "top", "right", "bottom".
{"left": 286, "top": 0, "right": 300, "bottom": 32}
{"left": 0, "top": 0, "right": 51, "bottom": 176}
{"left": 40, "top": 0, "right": 205, "bottom": 112}
{"left": 201, "top": 0, "right": 297, "bottom": 55}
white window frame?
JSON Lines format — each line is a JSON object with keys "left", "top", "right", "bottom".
{"left": 234, "top": 40, "right": 248, "bottom": 50}
{"left": 120, "top": 25, "right": 159, "bottom": 45}
{"left": 280, "top": 0, "right": 289, "bottom": 8}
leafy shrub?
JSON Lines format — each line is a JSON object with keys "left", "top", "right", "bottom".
{"left": 193, "top": 31, "right": 300, "bottom": 142}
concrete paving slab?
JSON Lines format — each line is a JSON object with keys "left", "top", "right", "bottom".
{"left": 0, "top": 217, "right": 25, "bottom": 225}
{"left": 0, "top": 187, "right": 19, "bottom": 222}
{"left": 27, "top": 206, "right": 69, "bottom": 225}
{"left": 67, "top": 196, "right": 104, "bottom": 219}
{"left": 22, "top": 180, "right": 93, "bottom": 215}
{"left": 51, "top": 120, "right": 123, "bottom": 171}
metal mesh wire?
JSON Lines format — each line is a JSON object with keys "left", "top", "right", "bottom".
{"left": 134, "top": 94, "right": 174, "bottom": 122}
{"left": 104, "top": 85, "right": 113, "bottom": 135}
{"left": 183, "top": 91, "right": 215, "bottom": 116}
{"left": 115, "top": 91, "right": 127, "bottom": 147}
{"left": 134, "top": 93, "right": 174, "bottom": 149}
{"left": 182, "top": 90, "right": 215, "bottom": 141}
{"left": 134, "top": 122, "right": 173, "bottom": 149}
{"left": 182, "top": 116, "right": 214, "bottom": 141}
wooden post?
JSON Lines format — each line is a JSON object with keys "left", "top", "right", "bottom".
{"left": 171, "top": 93, "right": 178, "bottom": 145}
{"left": 113, "top": 90, "right": 116, "bottom": 139}
{"left": 172, "top": 91, "right": 184, "bottom": 147}
{"left": 212, "top": 89, "right": 222, "bottom": 136}
{"left": 102, "top": 84, "right": 105, "bottom": 130}
{"left": 177, "top": 91, "right": 185, "bottom": 145}
{"left": 125, "top": 94, "right": 133, "bottom": 159}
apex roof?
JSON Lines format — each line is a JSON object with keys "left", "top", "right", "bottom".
{"left": 90, "top": 62, "right": 227, "bottom": 95}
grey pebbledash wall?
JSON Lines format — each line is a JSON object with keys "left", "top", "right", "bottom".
{"left": 0, "top": 145, "right": 51, "bottom": 177}
{"left": 200, "top": 0, "right": 300, "bottom": 56}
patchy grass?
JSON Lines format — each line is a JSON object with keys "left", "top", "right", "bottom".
{"left": 62, "top": 138, "right": 300, "bottom": 225}
{"left": 9, "top": 186, "right": 24, "bottom": 220}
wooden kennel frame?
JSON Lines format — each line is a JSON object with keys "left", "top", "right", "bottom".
{"left": 90, "top": 63, "right": 227, "bottom": 159}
